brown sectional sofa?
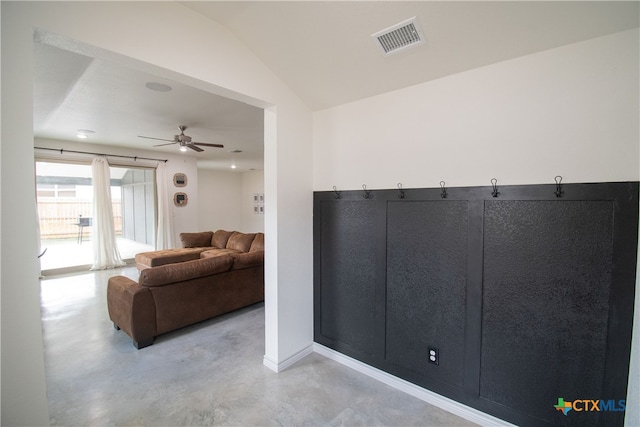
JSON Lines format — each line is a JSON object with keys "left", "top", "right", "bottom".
{"left": 134, "top": 229, "right": 264, "bottom": 270}
{"left": 107, "top": 230, "right": 264, "bottom": 349}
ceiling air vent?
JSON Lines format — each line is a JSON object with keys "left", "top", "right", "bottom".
{"left": 372, "top": 17, "right": 425, "bottom": 56}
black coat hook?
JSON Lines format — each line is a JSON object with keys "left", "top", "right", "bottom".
{"left": 362, "top": 184, "right": 372, "bottom": 199}
{"left": 332, "top": 185, "right": 341, "bottom": 199}
{"left": 554, "top": 176, "right": 563, "bottom": 198}
{"left": 397, "top": 183, "right": 406, "bottom": 199}
{"left": 491, "top": 178, "right": 499, "bottom": 197}
{"left": 440, "top": 181, "right": 447, "bottom": 199}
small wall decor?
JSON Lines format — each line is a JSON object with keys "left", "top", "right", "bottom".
{"left": 173, "top": 173, "right": 187, "bottom": 187}
{"left": 174, "top": 192, "right": 188, "bottom": 206}
{"left": 253, "top": 193, "right": 264, "bottom": 215}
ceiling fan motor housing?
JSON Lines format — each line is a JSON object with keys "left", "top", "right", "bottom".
{"left": 175, "top": 134, "right": 192, "bottom": 143}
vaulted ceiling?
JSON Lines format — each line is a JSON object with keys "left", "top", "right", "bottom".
{"left": 33, "top": 1, "right": 639, "bottom": 170}
{"left": 185, "top": 1, "right": 639, "bottom": 111}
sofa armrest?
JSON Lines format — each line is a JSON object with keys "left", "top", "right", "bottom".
{"left": 107, "top": 276, "right": 157, "bottom": 348}
{"left": 231, "top": 250, "right": 264, "bottom": 270}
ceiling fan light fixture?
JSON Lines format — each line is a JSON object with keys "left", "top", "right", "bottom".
{"left": 139, "top": 125, "right": 224, "bottom": 151}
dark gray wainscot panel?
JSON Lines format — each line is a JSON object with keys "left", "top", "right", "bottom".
{"left": 315, "top": 199, "right": 379, "bottom": 358}
{"left": 313, "top": 182, "right": 638, "bottom": 427}
{"left": 386, "top": 200, "right": 468, "bottom": 388}
{"left": 482, "top": 200, "right": 614, "bottom": 426}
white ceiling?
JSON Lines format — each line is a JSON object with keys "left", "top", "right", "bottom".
{"left": 33, "top": 42, "right": 265, "bottom": 171}
{"left": 184, "top": 1, "right": 639, "bottom": 111}
{"left": 33, "top": 1, "right": 639, "bottom": 170}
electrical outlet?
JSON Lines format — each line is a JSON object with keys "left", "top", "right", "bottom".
{"left": 428, "top": 346, "right": 439, "bottom": 366}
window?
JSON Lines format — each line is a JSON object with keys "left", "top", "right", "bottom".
{"left": 36, "top": 184, "right": 77, "bottom": 199}
{"left": 36, "top": 160, "right": 156, "bottom": 272}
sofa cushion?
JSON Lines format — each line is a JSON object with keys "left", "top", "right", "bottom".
{"left": 226, "top": 232, "right": 256, "bottom": 252}
{"left": 135, "top": 248, "right": 204, "bottom": 268}
{"left": 139, "top": 255, "right": 234, "bottom": 287}
{"left": 200, "top": 248, "right": 242, "bottom": 258}
{"left": 249, "top": 233, "right": 264, "bottom": 252}
{"left": 211, "top": 229, "right": 234, "bottom": 248}
{"left": 231, "top": 250, "right": 264, "bottom": 270}
{"left": 180, "top": 231, "right": 214, "bottom": 248}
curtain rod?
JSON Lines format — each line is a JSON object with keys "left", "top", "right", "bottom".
{"left": 34, "top": 147, "right": 168, "bottom": 163}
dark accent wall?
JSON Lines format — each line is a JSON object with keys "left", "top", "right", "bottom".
{"left": 318, "top": 201, "right": 378, "bottom": 355}
{"left": 313, "top": 182, "right": 638, "bottom": 427}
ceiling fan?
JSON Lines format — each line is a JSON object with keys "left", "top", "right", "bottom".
{"left": 138, "top": 125, "right": 224, "bottom": 152}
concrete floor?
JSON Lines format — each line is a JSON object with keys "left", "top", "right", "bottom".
{"left": 39, "top": 237, "right": 154, "bottom": 274}
{"left": 40, "top": 266, "right": 477, "bottom": 426}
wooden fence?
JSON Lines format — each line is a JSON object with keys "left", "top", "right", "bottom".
{"left": 38, "top": 200, "right": 122, "bottom": 239}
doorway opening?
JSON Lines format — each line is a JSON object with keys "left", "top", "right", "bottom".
{"left": 36, "top": 160, "right": 156, "bottom": 273}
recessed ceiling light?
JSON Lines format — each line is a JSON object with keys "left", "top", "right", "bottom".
{"left": 145, "top": 82, "right": 172, "bottom": 92}
{"left": 76, "top": 129, "right": 95, "bottom": 138}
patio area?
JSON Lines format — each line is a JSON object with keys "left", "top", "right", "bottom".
{"left": 39, "top": 236, "right": 154, "bottom": 275}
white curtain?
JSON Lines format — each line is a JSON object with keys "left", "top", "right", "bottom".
{"left": 155, "top": 161, "right": 175, "bottom": 249}
{"left": 91, "top": 156, "right": 125, "bottom": 270}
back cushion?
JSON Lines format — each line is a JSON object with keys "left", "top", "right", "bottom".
{"left": 180, "top": 231, "right": 213, "bottom": 248}
{"left": 250, "top": 233, "right": 264, "bottom": 252}
{"left": 211, "top": 229, "right": 234, "bottom": 248}
{"left": 226, "top": 232, "right": 256, "bottom": 252}
{"left": 139, "top": 255, "right": 234, "bottom": 287}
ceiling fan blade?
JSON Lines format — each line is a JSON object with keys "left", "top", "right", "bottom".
{"left": 186, "top": 144, "right": 204, "bottom": 152}
{"left": 152, "top": 142, "right": 178, "bottom": 147}
{"left": 138, "top": 135, "right": 174, "bottom": 142}
{"left": 193, "top": 142, "right": 224, "bottom": 148}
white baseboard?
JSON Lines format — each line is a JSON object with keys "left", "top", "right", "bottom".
{"left": 262, "top": 355, "right": 278, "bottom": 372}
{"left": 263, "top": 344, "right": 314, "bottom": 373}
{"left": 313, "top": 343, "right": 515, "bottom": 427}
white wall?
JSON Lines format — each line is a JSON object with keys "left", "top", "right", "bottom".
{"left": 1, "top": 6, "right": 50, "bottom": 425}
{"left": 196, "top": 169, "right": 264, "bottom": 234}
{"left": 242, "top": 170, "right": 265, "bottom": 233}
{"left": 313, "top": 28, "right": 640, "bottom": 424}
{"left": 197, "top": 169, "right": 243, "bottom": 232}
{"left": 168, "top": 157, "right": 200, "bottom": 244}
{"left": 314, "top": 29, "right": 639, "bottom": 190}
{"left": 1, "top": 2, "right": 313, "bottom": 425}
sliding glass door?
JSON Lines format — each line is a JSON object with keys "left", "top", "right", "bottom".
{"left": 36, "top": 161, "right": 156, "bottom": 272}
